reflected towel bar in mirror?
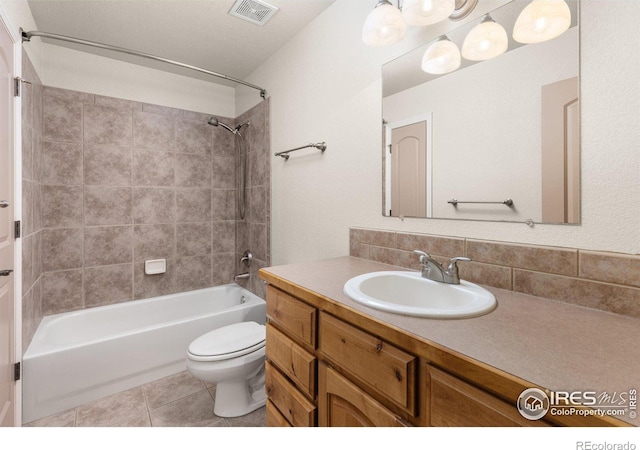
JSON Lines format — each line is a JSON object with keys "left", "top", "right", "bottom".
{"left": 275, "top": 142, "right": 327, "bottom": 160}
{"left": 448, "top": 199, "right": 514, "bottom": 207}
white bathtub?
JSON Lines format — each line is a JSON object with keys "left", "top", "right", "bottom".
{"left": 22, "top": 284, "right": 266, "bottom": 424}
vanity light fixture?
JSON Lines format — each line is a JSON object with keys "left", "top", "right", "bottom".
{"left": 363, "top": 0, "right": 477, "bottom": 46}
{"left": 421, "top": 35, "right": 461, "bottom": 74}
{"left": 362, "top": 0, "right": 406, "bottom": 46}
{"left": 402, "top": 0, "right": 455, "bottom": 26}
{"left": 513, "top": 0, "right": 571, "bottom": 44}
{"left": 461, "top": 14, "right": 508, "bottom": 61}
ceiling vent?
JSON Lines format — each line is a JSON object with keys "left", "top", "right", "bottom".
{"left": 228, "top": 0, "right": 279, "bottom": 26}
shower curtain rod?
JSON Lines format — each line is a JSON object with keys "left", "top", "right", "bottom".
{"left": 21, "top": 29, "right": 267, "bottom": 99}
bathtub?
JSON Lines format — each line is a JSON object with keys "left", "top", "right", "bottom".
{"left": 22, "top": 284, "right": 266, "bottom": 424}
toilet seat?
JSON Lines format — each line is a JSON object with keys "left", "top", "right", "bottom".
{"left": 187, "top": 321, "right": 265, "bottom": 362}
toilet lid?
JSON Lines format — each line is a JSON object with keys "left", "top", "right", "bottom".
{"left": 188, "top": 321, "right": 265, "bottom": 360}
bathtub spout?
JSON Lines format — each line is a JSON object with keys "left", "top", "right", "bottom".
{"left": 234, "top": 272, "right": 250, "bottom": 283}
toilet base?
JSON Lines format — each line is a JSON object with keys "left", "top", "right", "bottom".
{"left": 214, "top": 379, "right": 266, "bottom": 418}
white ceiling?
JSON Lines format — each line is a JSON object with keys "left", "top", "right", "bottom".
{"left": 27, "top": 0, "right": 336, "bottom": 87}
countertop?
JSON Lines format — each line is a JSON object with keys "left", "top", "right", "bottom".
{"left": 259, "top": 256, "right": 640, "bottom": 426}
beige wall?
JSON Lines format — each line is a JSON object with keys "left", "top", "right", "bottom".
{"left": 239, "top": 0, "right": 640, "bottom": 265}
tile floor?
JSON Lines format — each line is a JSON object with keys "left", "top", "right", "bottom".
{"left": 24, "top": 371, "right": 266, "bottom": 427}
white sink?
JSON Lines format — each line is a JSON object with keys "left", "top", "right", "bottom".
{"left": 343, "top": 271, "right": 496, "bottom": 319}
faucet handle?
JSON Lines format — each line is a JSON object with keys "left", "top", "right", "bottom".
{"left": 447, "top": 256, "right": 471, "bottom": 272}
{"left": 413, "top": 250, "right": 431, "bottom": 264}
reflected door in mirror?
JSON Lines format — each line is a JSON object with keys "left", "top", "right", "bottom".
{"left": 541, "top": 76, "right": 580, "bottom": 224}
{"left": 390, "top": 121, "right": 429, "bottom": 218}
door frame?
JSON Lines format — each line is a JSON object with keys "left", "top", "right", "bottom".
{"left": 384, "top": 113, "right": 433, "bottom": 218}
{"left": 0, "top": 3, "right": 23, "bottom": 426}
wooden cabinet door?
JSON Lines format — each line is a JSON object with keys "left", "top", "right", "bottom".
{"left": 318, "top": 363, "right": 407, "bottom": 427}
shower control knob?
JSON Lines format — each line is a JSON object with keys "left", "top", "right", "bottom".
{"left": 0, "top": 270, "right": 14, "bottom": 276}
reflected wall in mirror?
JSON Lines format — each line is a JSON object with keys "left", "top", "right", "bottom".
{"left": 382, "top": 0, "right": 580, "bottom": 224}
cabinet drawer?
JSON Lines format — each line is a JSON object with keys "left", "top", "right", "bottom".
{"left": 267, "top": 286, "right": 317, "bottom": 349}
{"left": 428, "top": 366, "right": 550, "bottom": 427}
{"left": 318, "top": 363, "right": 409, "bottom": 427}
{"left": 266, "top": 323, "right": 316, "bottom": 399}
{"left": 266, "top": 400, "right": 292, "bottom": 427}
{"left": 265, "top": 361, "right": 317, "bottom": 427}
{"left": 318, "top": 312, "right": 417, "bottom": 414}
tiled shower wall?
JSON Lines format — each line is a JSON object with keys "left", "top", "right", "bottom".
{"left": 350, "top": 227, "right": 640, "bottom": 318}
{"left": 27, "top": 83, "right": 270, "bottom": 323}
{"left": 234, "top": 101, "right": 271, "bottom": 300}
{"left": 21, "top": 51, "right": 44, "bottom": 351}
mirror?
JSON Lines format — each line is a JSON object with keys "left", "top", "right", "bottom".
{"left": 382, "top": 0, "right": 580, "bottom": 224}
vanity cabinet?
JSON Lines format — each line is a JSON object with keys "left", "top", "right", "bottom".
{"left": 262, "top": 277, "right": 626, "bottom": 428}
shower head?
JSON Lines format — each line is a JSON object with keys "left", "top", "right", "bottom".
{"left": 207, "top": 116, "right": 236, "bottom": 134}
{"left": 208, "top": 116, "right": 250, "bottom": 134}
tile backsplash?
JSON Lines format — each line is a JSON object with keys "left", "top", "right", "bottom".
{"left": 350, "top": 227, "right": 640, "bottom": 318}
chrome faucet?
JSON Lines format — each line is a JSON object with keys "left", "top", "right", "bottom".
{"left": 413, "top": 250, "right": 470, "bottom": 285}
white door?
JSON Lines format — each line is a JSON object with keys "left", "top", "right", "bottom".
{"left": 390, "top": 121, "right": 428, "bottom": 218}
{"left": 0, "top": 16, "right": 15, "bottom": 427}
{"left": 541, "top": 77, "right": 580, "bottom": 224}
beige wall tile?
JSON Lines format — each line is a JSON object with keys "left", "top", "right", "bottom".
{"left": 43, "top": 97, "right": 82, "bottom": 143}
{"left": 514, "top": 270, "right": 640, "bottom": 318}
{"left": 176, "top": 118, "right": 212, "bottom": 155}
{"left": 176, "top": 188, "right": 211, "bottom": 222}
{"left": 84, "top": 186, "right": 133, "bottom": 226}
{"left": 249, "top": 223, "right": 267, "bottom": 262}
{"left": 42, "top": 228, "right": 83, "bottom": 271}
{"left": 176, "top": 255, "right": 212, "bottom": 292}
{"left": 94, "top": 95, "right": 142, "bottom": 111}
{"left": 133, "top": 224, "right": 175, "bottom": 262}
{"left": 212, "top": 125, "right": 235, "bottom": 157}
{"left": 176, "top": 222, "right": 212, "bottom": 257}
{"left": 211, "top": 221, "right": 235, "bottom": 254}
{"left": 133, "top": 187, "right": 175, "bottom": 224}
{"left": 369, "top": 246, "right": 416, "bottom": 270}
{"left": 133, "top": 148, "right": 175, "bottom": 187}
{"left": 248, "top": 186, "right": 266, "bottom": 224}
{"left": 212, "top": 156, "right": 235, "bottom": 188}
{"left": 458, "top": 261, "right": 512, "bottom": 290}
{"left": 467, "top": 240, "right": 578, "bottom": 276}
{"left": 396, "top": 232, "right": 465, "bottom": 258}
{"left": 84, "top": 144, "right": 132, "bottom": 186}
{"left": 43, "top": 86, "right": 94, "bottom": 103}
{"left": 42, "top": 141, "right": 83, "bottom": 185}
{"left": 84, "top": 104, "right": 133, "bottom": 147}
{"left": 212, "top": 253, "right": 235, "bottom": 286}
{"left": 350, "top": 227, "right": 396, "bottom": 249}
{"left": 579, "top": 251, "right": 640, "bottom": 288}
{"left": 84, "top": 225, "right": 133, "bottom": 267}
{"left": 42, "top": 269, "right": 84, "bottom": 315}
{"left": 133, "top": 111, "right": 175, "bottom": 151}
{"left": 43, "top": 185, "right": 84, "bottom": 228}
{"left": 134, "top": 260, "right": 176, "bottom": 300}
{"left": 175, "top": 153, "right": 211, "bottom": 188}
{"left": 84, "top": 264, "right": 133, "bottom": 307}
{"left": 212, "top": 189, "right": 235, "bottom": 221}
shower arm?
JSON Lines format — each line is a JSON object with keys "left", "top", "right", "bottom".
{"left": 21, "top": 29, "right": 267, "bottom": 100}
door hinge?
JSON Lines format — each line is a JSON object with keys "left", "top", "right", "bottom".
{"left": 13, "top": 77, "right": 32, "bottom": 97}
{"left": 14, "top": 220, "right": 21, "bottom": 239}
{"left": 14, "top": 362, "right": 20, "bottom": 381}
{"left": 388, "top": 144, "right": 392, "bottom": 154}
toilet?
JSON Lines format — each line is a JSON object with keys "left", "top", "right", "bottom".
{"left": 186, "top": 321, "right": 266, "bottom": 418}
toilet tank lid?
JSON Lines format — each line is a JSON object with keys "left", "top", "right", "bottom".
{"left": 188, "top": 321, "right": 266, "bottom": 357}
